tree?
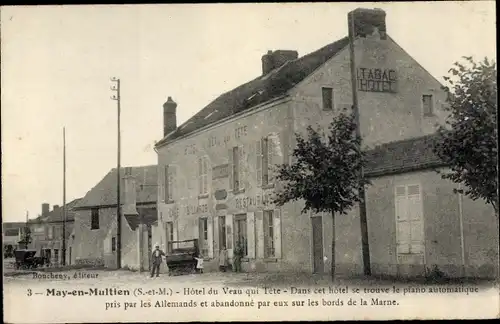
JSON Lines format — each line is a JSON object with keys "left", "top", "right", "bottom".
{"left": 273, "top": 111, "right": 370, "bottom": 279}
{"left": 433, "top": 57, "right": 498, "bottom": 214}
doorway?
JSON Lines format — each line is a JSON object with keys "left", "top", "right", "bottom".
{"left": 142, "top": 225, "right": 152, "bottom": 271}
{"left": 311, "top": 216, "right": 324, "bottom": 273}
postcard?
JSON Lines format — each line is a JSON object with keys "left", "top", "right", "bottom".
{"left": 2, "top": 2, "right": 498, "bottom": 323}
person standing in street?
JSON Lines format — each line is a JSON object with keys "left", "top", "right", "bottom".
{"left": 151, "top": 244, "right": 165, "bottom": 278}
{"left": 194, "top": 253, "right": 204, "bottom": 274}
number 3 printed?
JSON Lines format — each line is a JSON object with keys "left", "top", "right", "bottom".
{"left": 27, "top": 289, "right": 32, "bottom": 296}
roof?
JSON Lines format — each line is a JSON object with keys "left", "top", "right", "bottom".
{"left": 156, "top": 36, "right": 350, "bottom": 147}
{"left": 365, "top": 134, "right": 446, "bottom": 176}
{"left": 75, "top": 165, "right": 158, "bottom": 209}
{"left": 124, "top": 207, "right": 158, "bottom": 231}
{"left": 29, "top": 198, "right": 83, "bottom": 224}
{"left": 3, "top": 222, "right": 25, "bottom": 230}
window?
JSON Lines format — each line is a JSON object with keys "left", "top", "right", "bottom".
{"left": 48, "top": 226, "right": 54, "bottom": 239}
{"left": 257, "top": 133, "right": 280, "bottom": 187}
{"left": 198, "top": 156, "right": 209, "bottom": 196}
{"left": 91, "top": 208, "right": 99, "bottom": 230}
{"left": 229, "top": 146, "right": 245, "bottom": 191}
{"left": 234, "top": 214, "right": 248, "bottom": 257}
{"left": 111, "top": 237, "right": 116, "bottom": 252}
{"left": 263, "top": 210, "right": 275, "bottom": 257}
{"left": 54, "top": 249, "right": 59, "bottom": 263}
{"left": 218, "top": 216, "right": 226, "bottom": 250}
{"left": 322, "top": 87, "right": 334, "bottom": 110}
{"left": 164, "top": 165, "right": 176, "bottom": 202}
{"left": 166, "top": 222, "right": 174, "bottom": 253}
{"left": 422, "top": 94, "right": 434, "bottom": 116}
{"left": 395, "top": 184, "right": 424, "bottom": 255}
{"left": 199, "top": 218, "right": 209, "bottom": 256}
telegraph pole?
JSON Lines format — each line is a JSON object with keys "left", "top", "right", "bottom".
{"left": 62, "top": 127, "right": 67, "bottom": 265}
{"left": 110, "top": 77, "right": 122, "bottom": 269}
{"left": 348, "top": 10, "right": 371, "bottom": 276}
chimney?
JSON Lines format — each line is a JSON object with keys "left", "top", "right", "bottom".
{"left": 348, "top": 8, "right": 387, "bottom": 40}
{"left": 261, "top": 50, "right": 299, "bottom": 75}
{"left": 42, "top": 203, "right": 50, "bottom": 217}
{"left": 163, "top": 97, "right": 177, "bottom": 137}
{"left": 122, "top": 167, "right": 138, "bottom": 216}
{"left": 53, "top": 205, "right": 60, "bottom": 211}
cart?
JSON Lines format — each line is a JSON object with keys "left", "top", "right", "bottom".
{"left": 14, "top": 249, "right": 44, "bottom": 270}
{"left": 165, "top": 239, "right": 199, "bottom": 276}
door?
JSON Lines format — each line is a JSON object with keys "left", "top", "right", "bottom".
{"left": 142, "top": 225, "right": 152, "bottom": 271}
{"left": 69, "top": 247, "right": 72, "bottom": 265}
{"left": 311, "top": 216, "right": 324, "bottom": 273}
{"left": 234, "top": 214, "right": 248, "bottom": 257}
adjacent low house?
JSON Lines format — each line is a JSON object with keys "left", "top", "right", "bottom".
{"left": 28, "top": 199, "right": 82, "bottom": 265}
{"left": 72, "top": 165, "right": 158, "bottom": 271}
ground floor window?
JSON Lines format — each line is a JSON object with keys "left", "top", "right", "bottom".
{"left": 263, "top": 210, "right": 275, "bottom": 258}
{"left": 234, "top": 214, "right": 248, "bottom": 257}
{"left": 218, "top": 216, "right": 226, "bottom": 250}
{"left": 111, "top": 237, "right": 116, "bottom": 252}
{"left": 54, "top": 249, "right": 59, "bottom": 263}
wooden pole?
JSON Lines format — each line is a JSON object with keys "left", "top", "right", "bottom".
{"left": 348, "top": 10, "right": 371, "bottom": 276}
{"left": 62, "top": 127, "right": 67, "bottom": 265}
{"left": 111, "top": 77, "right": 122, "bottom": 269}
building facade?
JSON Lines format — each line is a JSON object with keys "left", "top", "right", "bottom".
{"left": 28, "top": 200, "right": 81, "bottom": 266}
{"left": 3, "top": 222, "right": 27, "bottom": 257}
{"left": 152, "top": 8, "right": 498, "bottom": 278}
{"left": 72, "top": 165, "right": 158, "bottom": 271}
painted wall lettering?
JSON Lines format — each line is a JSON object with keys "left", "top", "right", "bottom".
{"left": 234, "top": 125, "right": 248, "bottom": 139}
{"left": 357, "top": 68, "right": 397, "bottom": 93}
{"left": 212, "top": 164, "right": 229, "bottom": 179}
{"left": 234, "top": 193, "right": 273, "bottom": 209}
{"left": 184, "top": 143, "right": 197, "bottom": 155}
{"left": 168, "top": 207, "right": 179, "bottom": 219}
{"left": 185, "top": 203, "right": 209, "bottom": 216}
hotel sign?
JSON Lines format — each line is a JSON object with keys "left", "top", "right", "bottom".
{"left": 357, "top": 68, "right": 397, "bottom": 93}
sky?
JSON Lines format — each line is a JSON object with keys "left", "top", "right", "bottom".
{"left": 1, "top": 2, "right": 496, "bottom": 222}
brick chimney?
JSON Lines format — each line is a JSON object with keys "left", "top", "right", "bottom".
{"left": 261, "top": 50, "right": 298, "bottom": 75}
{"left": 163, "top": 97, "right": 177, "bottom": 137}
{"left": 42, "top": 203, "right": 50, "bottom": 217}
{"left": 53, "top": 205, "right": 60, "bottom": 211}
{"left": 122, "top": 167, "right": 138, "bottom": 216}
{"left": 348, "top": 8, "right": 387, "bottom": 40}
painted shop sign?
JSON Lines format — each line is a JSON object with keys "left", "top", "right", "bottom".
{"left": 212, "top": 164, "right": 229, "bottom": 179}
{"left": 185, "top": 125, "right": 250, "bottom": 154}
{"left": 167, "top": 207, "right": 179, "bottom": 219}
{"left": 357, "top": 68, "right": 397, "bottom": 93}
{"left": 234, "top": 193, "right": 273, "bottom": 209}
{"left": 185, "top": 203, "right": 209, "bottom": 216}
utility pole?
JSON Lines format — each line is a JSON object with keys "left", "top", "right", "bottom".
{"left": 348, "top": 11, "right": 371, "bottom": 276}
{"left": 110, "top": 77, "right": 122, "bottom": 269}
{"left": 62, "top": 127, "right": 67, "bottom": 266}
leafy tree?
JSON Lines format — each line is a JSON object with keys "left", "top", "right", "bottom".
{"left": 434, "top": 57, "right": 498, "bottom": 214}
{"left": 273, "top": 111, "right": 370, "bottom": 279}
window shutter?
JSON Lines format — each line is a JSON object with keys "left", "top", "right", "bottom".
{"left": 255, "top": 211, "right": 264, "bottom": 258}
{"left": 171, "top": 166, "right": 177, "bottom": 201}
{"left": 164, "top": 165, "right": 169, "bottom": 202}
{"left": 213, "top": 216, "right": 219, "bottom": 252}
{"left": 228, "top": 149, "right": 234, "bottom": 191}
{"left": 395, "top": 189, "right": 410, "bottom": 254}
{"left": 173, "top": 220, "right": 178, "bottom": 241}
{"left": 158, "top": 166, "right": 163, "bottom": 203}
{"left": 256, "top": 140, "right": 262, "bottom": 187}
{"left": 238, "top": 145, "right": 245, "bottom": 191}
{"left": 273, "top": 209, "right": 282, "bottom": 259}
{"left": 408, "top": 187, "right": 424, "bottom": 254}
{"left": 198, "top": 157, "right": 203, "bottom": 195}
{"left": 247, "top": 212, "right": 255, "bottom": 259}
{"left": 226, "top": 214, "right": 233, "bottom": 258}
{"left": 193, "top": 217, "right": 199, "bottom": 243}
{"left": 207, "top": 217, "right": 214, "bottom": 259}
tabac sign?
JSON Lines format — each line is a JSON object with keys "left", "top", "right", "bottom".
{"left": 357, "top": 68, "right": 397, "bottom": 93}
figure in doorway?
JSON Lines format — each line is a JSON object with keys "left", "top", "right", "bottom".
{"left": 233, "top": 241, "right": 244, "bottom": 272}
{"left": 219, "top": 246, "right": 229, "bottom": 272}
{"left": 150, "top": 244, "right": 165, "bottom": 278}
